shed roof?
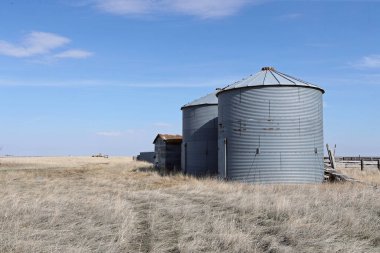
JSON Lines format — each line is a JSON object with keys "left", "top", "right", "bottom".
{"left": 153, "top": 134, "right": 182, "bottom": 144}
{"left": 181, "top": 92, "right": 218, "bottom": 109}
{"left": 217, "top": 67, "right": 324, "bottom": 95}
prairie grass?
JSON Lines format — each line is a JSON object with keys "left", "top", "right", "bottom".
{"left": 0, "top": 157, "right": 379, "bottom": 253}
{"left": 336, "top": 161, "right": 380, "bottom": 185}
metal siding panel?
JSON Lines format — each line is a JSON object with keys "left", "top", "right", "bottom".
{"left": 218, "top": 86, "right": 324, "bottom": 184}
{"left": 218, "top": 138, "right": 226, "bottom": 178}
{"left": 181, "top": 143, "right": 186, "bottom": 172}
{"left": 182, "top": 104, "right": 218, "bottom": 176}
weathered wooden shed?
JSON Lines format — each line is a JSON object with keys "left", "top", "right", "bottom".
{"left": 153, "top": 134, "right": 182, "bottom": 172}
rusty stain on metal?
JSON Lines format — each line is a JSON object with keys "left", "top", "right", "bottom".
{"left": 153, "top": 134, "right": 182, "bottom": 144}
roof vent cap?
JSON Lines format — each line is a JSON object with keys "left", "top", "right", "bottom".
{"left": 261, "top": 66, "right": 275, "bottom": 71}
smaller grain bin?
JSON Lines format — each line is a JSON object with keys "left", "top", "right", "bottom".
{"left": 181, "top": 92, "right": 218, "bottom": 176}
{"left": 153, "top": 134, "right": 182, "bottom": 172}
{"left": 217, "top": 67, "right": 325, "bottom": 184}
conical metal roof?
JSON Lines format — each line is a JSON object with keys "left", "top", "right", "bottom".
{"left": 181, "top": 91, "right": 218, "bottom": 109}
{"left": 217, "top": 67, "right": 324, "bottom": 95}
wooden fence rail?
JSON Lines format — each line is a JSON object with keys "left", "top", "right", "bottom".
{"left": 324, "top": 157, "right": 380, "bottom": 171}
{"left": 336, "top": 156, "right": 380, "bottom": 161}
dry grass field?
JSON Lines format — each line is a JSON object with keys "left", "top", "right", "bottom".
{"left": 0, "top": 157, "right": 379, "bottom": 253}
{"left": 336, "top": 161, "right": 380, "bottom": 185}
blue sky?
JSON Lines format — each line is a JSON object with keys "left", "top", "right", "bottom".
{"left": 0, "top": 0, "right": 379, "bottom": 156}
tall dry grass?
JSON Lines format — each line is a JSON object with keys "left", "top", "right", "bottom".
{"left": 0, "top": 157, "right": 379, "bottom": 252}
{"left": 336, "top": 161, "right": 380, "bottom": 185}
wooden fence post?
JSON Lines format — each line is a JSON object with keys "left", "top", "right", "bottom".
{"left": 326, "top": 144, "right": 336, "bottom": 170}
{"left": 377, "top": 160, "right": 380, "bottom": 171}
{"left": 361, "top": 159, "right": 364, "bottom": 171}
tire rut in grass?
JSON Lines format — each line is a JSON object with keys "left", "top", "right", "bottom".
{"left": 125, "top": 192, "right": 182, "bottom": 253}
{"left": 125, "top": 197, "right": 154, "bottom": 253}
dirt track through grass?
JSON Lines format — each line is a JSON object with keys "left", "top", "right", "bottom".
{"left": 0, "top": 157, "right": 379, "bottom": 253}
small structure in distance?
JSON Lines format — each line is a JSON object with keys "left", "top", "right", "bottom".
{"left": 153, "top": 134, "right": 182, "bottom": 173}
{"left": 92, "top": 153, "right": 109, "bottom": 158}
{"left": 136, "top": 152, "right": 155, "bottom": 163}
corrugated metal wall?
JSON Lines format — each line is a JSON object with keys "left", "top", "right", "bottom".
{"left": 218, "top": 86, "right": 324, "bottom": 183}
{"left": 182, "top": 105, "right": 218, "bottom": 176}
{"left": 165, "top": 143, "right": 181, "bottom": 170}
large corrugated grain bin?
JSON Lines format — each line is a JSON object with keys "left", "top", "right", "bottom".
{"left": 217, "top": 67, "right": 325, "bottom": 183}
{"left": 181, "top": 92, "right": 218, "bottom": 176}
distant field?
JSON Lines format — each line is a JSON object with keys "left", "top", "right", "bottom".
{"left": 0, "top": 157, "right": 379, "bottom": 253}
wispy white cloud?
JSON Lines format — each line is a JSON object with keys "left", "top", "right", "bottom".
{"left": 320, "top": 74, "right": 380, "bottom": 86}
{"left": 95, "top": 129, "right": 148, "bottom": 137}
{"left": 153, "top": 122, "right": 172, "bottom": 127}
{"left": 96, "top": 131, "right": 123, "bottom": 137}
{"left": 0, "top": 32, "right": 70, "bottom": 57}
{"left": 0, "top": 78, "right": 103, "bottom": 87}
{"left": 96, "top": 0, "right": 152, "bottom": 15}
{"left": 167, "top": 0, "right": 254, "bottom": 18}
{"left": 0, "top": 31, "right": 93, "bottom": 60}
{"left": 352, "top": 55, "right": 380, "bottom": 69}
{"left": 278, "top": 13, "right": 303, "bottom": 20}
{"left": 0, "top": 75, "right": 238, "bottom": 88}
{"left": 54, "top": 49, "right": 93, "bottom": 59}
{"left": 92, "top": 0, "right": 257, "bottom": 18}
